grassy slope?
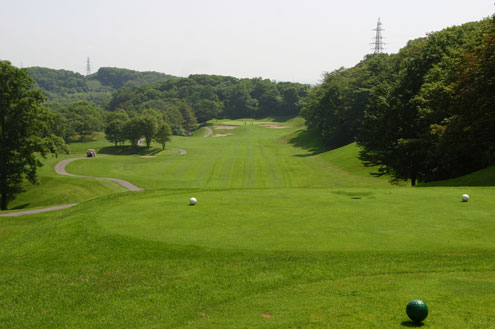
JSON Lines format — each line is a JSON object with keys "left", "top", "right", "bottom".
{"left": 319, "top": 142, "right": 382, "bottom": 178}
{"left": 8, "top": 134, "right": 127, "bottom": 210}
{"left": 420, "top": 166, "right": 495, "bottom": 187}
{"left": 1, "top": 119, "right": 494, "bottom": 328}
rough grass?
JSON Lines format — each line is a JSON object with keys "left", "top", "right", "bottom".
{"left": 1, "top": 119, "right": 494, "bottom": 328}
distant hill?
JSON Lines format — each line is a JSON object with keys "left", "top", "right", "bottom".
{"left": 27, "top": 66, "right": 174, "bottom": 105}
{"left": 91, "top": 67, "right": 175, "bottom": 89}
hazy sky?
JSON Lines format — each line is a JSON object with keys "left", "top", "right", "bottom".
{"left": 1, "top": 0, "right": 493, "bottom": 83}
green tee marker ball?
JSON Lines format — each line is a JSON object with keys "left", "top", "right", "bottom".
{"left": 406, "top": 299, "right": 428, "bottom": 322}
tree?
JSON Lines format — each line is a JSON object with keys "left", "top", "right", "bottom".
{"left": 434, "top": 32, "right": 495, "bottom": 178}
{"left": 140, "top": 113, "right": 159, "bottom": 150}
{"left": 357, "top": 38, "right": 433, "bottom": 186}
{"left": 50, "top": 111, "right": 76, "bottom": 142}
{"left": 62, "top": 101, "right": 104, "bottom": 140}
{"left": 178, "top": 103, "right": 197, "bottom": 132}
{"left": 278, "top": 84, "right": 301, "bottom": 115}
{"left": 0, "top": 61, "right": 66, "bottom": 210}
{"left": 105, "top": 119, "right": 125, "bottom": 146}
{"left": 224, "top": 83, "right": 258, "bottom": 118}
{"left": 154, "top": 121, "right": 172, "bottom": 150}
{"left": 301, "top": 54, "right": 394, "bottom": 148}
{"left": 355, "top": 20, "right": 492, "bottom": 185}
{"left": 105, "top": 109, "right": 129, "bottom": 146}
{"left": 193, "top": 99, "right": 222, "bottom": 122}
{"left": 123, "top": 117, "right": 143, "bottom": 148}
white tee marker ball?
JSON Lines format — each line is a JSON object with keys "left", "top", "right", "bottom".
{"left": 461, "top": 194, "right": 469, "bottom": 202}
{"left": 189, "top": 197, "right": 197, "bottom": 205}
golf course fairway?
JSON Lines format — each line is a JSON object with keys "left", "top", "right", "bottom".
{"left": 0, "top": 118, "right": 494, "bottom": 328}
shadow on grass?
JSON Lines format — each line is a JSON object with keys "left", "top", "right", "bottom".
{"left": 11, "top": 203, "right": 30, "bottom": 210}
{"left": 418, "top": 166, "right": 495, "bottom": 187}
{"left": 98, "top": 146, "right": 162, "bottom": 156}
{"left": 288, "top": 129, "right": 331, "bottom": 156}
{"left": 257, "top": 115, "right": 298, "bottom": 122}
{"left": 67, "top": 135, "right": 98, "bottom": 143}
{"left": 215, "top": 115, "right": 298, "bottom": 123}
{"left": 401, "top": 321, "right": 425, "bottom": 327}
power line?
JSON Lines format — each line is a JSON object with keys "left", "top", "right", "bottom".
{"left": 371, "top": 18, "right": 385, "bottom": 53}
{"left": 86, "top": 56, "right": 91, "bottom": 76}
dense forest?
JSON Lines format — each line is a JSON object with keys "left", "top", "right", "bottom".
{"left": 302, "top": 17, "right": 495, "bottom": 185}
{"left": 106, "top": 75, "right": 309, "bottom": 122}
{"left": 27, "top": 67, "right": 309, "bottom": 145}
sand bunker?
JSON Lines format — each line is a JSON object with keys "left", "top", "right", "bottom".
{"left": 139, "top": 155, "right": 157, "bottom": 158}
{"left": 213, "top": 133, "right": 232, "bottom": 137}
{"left": 259, "top": 124, "right": 289, "bottom": 129}
{"left": 213, "top": 125, "right": 238, "bottom": 130}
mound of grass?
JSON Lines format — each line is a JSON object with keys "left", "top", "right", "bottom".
{"left": 421, "top": 166, "right": 495, "bottom": 187}
{"left": 8, "top": 175, "right": 126, "bottom": 210}
{"left": 287, "top": 129, "right": 385, "bottom": 179}
{"left": 319, "top": 142, "right": 387, "bottom": 178}
{"left": 0, "top": 187, "right": 494, "bottom": 328}
{"left": 96, "top": 187, "right": 495, "bottom": 252}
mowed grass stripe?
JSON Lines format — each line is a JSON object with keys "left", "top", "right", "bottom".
{"left": 65, "top": 120, "right": 389, "bottom": 190}
{"left": 2, "top": 119, "right": 495, "bottom": 328}
{"left": 237, "top": 125, "right": 258, "bottom": 189}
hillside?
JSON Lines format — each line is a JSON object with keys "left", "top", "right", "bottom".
{"left": 27, "top": 66, "right": 174, "bottom": 105}
{"left": 420, "top": 166, "right": 495, "bottom": 187}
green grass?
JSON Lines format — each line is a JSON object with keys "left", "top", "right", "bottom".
{"left": 94, "top": 187, "right": 495, "bottom": 252}
{"left": 421, "top": 166, "right": 495, "bottom": 187}
{"left": 319, "top": 142, "right": 385, "bottom": 178}
{"left": 65, "top": 120, "right": 390, "bottom": 190}
{"left": 1, "top": 118, "right": 494, "bottom": 328}
{"left": 7, "top": 134, "right": 127, "bottom": 210}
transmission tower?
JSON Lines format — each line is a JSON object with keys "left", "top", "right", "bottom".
{"left": 371, "top": 18, "right": 385, "bottom": 53}
{"left": 86, "top": 57, "right": 91, "bottom": 76}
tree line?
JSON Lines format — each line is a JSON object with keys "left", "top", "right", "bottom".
{"left": 302, "top": 17, "right": 495, "bottom": 185}
{"left": 29, "top": 69, "right": 310, "bottom": 144}
{"left": 106, "top": 75, "right": 310, "bottom": 122}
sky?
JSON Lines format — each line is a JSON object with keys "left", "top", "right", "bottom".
{"left": 1, "top": 0, "right": 493, "bottom": 84}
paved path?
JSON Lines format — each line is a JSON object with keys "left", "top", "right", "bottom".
{"left": 1, "top": 145, "right": 190, "bottom": 216}
{"left": 203, "top": 126, "right": 213, "bottom": 137}
{"left": 167, "top": 147, "right": 187, "bottom": 155}
{"left": 0, "top": 203, "right": 79, "bottom": 217}
{"left": 54, "top": 157, "right": 143, "bottom": 191}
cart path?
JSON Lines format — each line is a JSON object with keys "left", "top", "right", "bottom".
{"left": 0, "top": 203, "right": 79, "bottom": 217}
{"left": 1, "top": 157, "right": 142, "bottom": 217}
{"left": 203, "top": 126, "right": 213, "bottom": 137}
{"left": 54, "top": 157, "right": 143, "bottom": 191}
{"left": 1, "top": 147, "right": 190, "bottom": 216}
{"left": 169, "top": 147, "right": 187, "bottom": 155}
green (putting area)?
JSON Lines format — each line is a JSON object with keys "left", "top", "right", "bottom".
{"left": 1, "top": 118, "right": 494, "bottom": 328}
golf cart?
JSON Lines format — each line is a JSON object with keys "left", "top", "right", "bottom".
{"left": 87, "top": 149, "right": 96, "bottom": 158}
